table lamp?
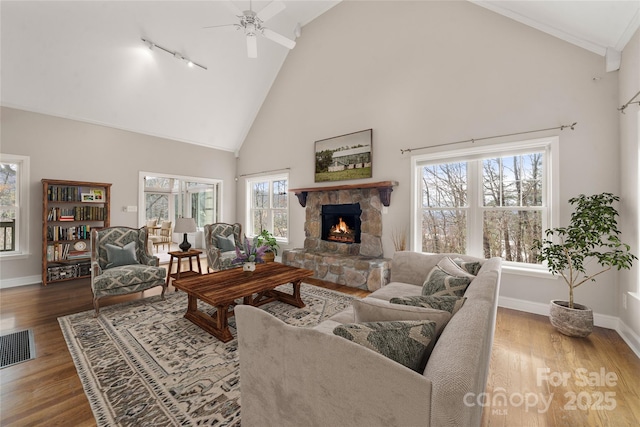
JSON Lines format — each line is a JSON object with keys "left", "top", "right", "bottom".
{"left": 175, "top": 217, "right": 197, "bottom": 251}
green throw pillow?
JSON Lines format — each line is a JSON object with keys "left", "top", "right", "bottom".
{"left": 422, "top": 266, "right": 471, "bottom": 297}
{"left": 333, "top": 320, "right": 436, "bottom": 372}
{"left": 453, "top": 259, "right": 482, "bottom": 276}
{"left": 390, "top": 295, "right": 467, "bottom": 315}
{"left": 216, "top": 234, "right": 236, "bottom": 252}
{"left": 105, "top": 241, "right": 139, "bottom": 269}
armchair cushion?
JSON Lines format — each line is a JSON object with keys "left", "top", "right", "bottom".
{"left": 105, "top": 241, "right": 139, "bottom": 269}
{"left": 93, "top": 264, "right": 166, "bottom": 292}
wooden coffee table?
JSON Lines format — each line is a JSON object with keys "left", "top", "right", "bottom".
{"left": 172, "top": 263, "right": 314, "bottom": 342}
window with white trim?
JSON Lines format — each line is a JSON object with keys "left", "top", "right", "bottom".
{"left": 246, "top": 174, "right": 289, "bottom": 241}
{"left": 411, "top": 137, "right": 558, "bottom": 266}
{"left": 0, "top": 154, "right": 30, "bottom": 258}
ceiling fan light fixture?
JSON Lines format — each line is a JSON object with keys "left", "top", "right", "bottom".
{"left": 247, "top": 34, "right": 258, "bottom": 58}
{"left": 205, "top": 1, "right": 296, "bottom": 59}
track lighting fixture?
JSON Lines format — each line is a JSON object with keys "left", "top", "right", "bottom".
{"left": 141, "top": 38, "right": 207, "bottom": 70}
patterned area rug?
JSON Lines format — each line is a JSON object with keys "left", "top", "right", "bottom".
{"left": 59, "top": 283, "right": 355, "bottom": 426}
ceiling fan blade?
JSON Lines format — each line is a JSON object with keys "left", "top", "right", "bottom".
{"left": 225, "top": 0, "right": 244, "bottom": 16}
{"left": 247, "top": 34, "right": 258, "bottom": 58}
{"left": 256, "top": 1, "right": 286, "bottom": 22}
{"left": 262, "top": 28, "right": 296, "bottom": 50}
{"left": 203, "top": 23, "right": 241, "bottom": 32}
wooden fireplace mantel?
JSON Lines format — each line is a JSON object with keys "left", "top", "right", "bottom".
{"left": 290, "top": 181, "right": 398, "bottom": 208}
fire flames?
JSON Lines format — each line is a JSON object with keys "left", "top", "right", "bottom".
{"left": 328, "top": 217, "right": 355, "bottom": 243}
{"left": 331, "top": 217, "right": 350, "bottom": 234}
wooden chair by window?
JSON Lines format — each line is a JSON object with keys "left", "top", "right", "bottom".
{"left": 149, "top": 220, "right": 172, "bottom": 252}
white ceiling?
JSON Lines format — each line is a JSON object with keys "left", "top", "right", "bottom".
{"left": 2, "top": 1, "right": 639, "bottom": 154}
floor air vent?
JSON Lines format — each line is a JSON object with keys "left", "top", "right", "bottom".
{"left": 1, "top": 329, "right": 36, "bottom": 368}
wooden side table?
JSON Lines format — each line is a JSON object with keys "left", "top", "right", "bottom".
{"left": 166, "top": 249, "right": 203, "bottom": 288}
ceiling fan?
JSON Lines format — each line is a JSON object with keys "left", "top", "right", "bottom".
{"left": 204, "top": 0, "right": 296, "bottom": 58}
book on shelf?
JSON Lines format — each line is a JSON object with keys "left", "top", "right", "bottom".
{"left": 67, "top": 251, "right": 90, "bottom": 260}
{"left": 47, "top": 243, "right": 78, "bottom": 261}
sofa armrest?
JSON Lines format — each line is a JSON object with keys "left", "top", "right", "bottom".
{"left": 236, "top": 305, "right": 433, "bottom": 427}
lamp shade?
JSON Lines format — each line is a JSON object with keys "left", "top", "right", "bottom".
{"left": 174, "top": 217, "right": 197, "bottom": 233}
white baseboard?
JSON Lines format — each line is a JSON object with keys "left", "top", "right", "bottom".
{"left": 498, "top": 296, "right": 640, "bottom": 358}
{"left": 0, "top": 275, "right": 41, "bottom": 289}
{"left": 616, "top": 320, "right": 640, "bottom": 359}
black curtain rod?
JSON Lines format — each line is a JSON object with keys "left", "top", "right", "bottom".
{"left": 618, "top": 90, "right": 640, "bottom": 114}
{"left": 400, "top": 122, "right": 577, "bottom": 154}
{"left": 238, "top": 167, "right": 291, "bottom": 178}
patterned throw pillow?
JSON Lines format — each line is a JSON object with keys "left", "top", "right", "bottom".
{"left": 352, "top": 298, "right": 451, "bottom": 335}
{"left": 422, "top": 266, "right": 472, "bottom": 297}
{"left": 390, "top": 295, "right": 467, "bottom": 316}
{"left": 105, "top": 241, "right": 139, "bottom": 269}
{"left": 333, "top": 320, "right": 436, "bottom": 372}
{"left": 453, "top": 258, "right": 482, "bottom": 276}
{"left": 437, "top": 256, "right": 476, "bottom": 279}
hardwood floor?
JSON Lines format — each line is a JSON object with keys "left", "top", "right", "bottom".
{"left": 1, "top": 271, "right": 638, "bottom": 426}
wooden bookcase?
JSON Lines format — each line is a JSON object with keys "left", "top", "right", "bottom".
{"left": 41, "top": 179, "right": 111, "bottom": 285}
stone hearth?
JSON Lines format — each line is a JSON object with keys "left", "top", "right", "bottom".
{"left": 283, "top": 182, "right": 397, "bottom": 291}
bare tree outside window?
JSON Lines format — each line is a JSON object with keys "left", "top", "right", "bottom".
{"left": 249, "top": 176, "right": 288, "bottom": 240}
{"left": 0, "top": 162, "right": 17, "bottom": 251}
{"left": 482, "top": 153, "right": 543, "bottom": 263}
{"left": 419, "top": 150, "right": 545, "bottom": 264}
{"left": 421, "top": 162, "right": 467, "bottom": 253}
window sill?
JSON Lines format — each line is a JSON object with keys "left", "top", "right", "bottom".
{"left": 502, "top": 263, "right": 558, "bottom": 280}
{"left": 0, "top": 252, "right": 30, "bottom": 261}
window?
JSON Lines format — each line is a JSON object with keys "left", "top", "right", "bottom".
{"left": 246, "top": 174, "right": 289, "bottom": 241}
{"left": 140, "top": 173, "right": 222, "bottom": 228}
{"left": 411, "top": 137, "right": 558, "bottom": 267}
{"left": 0, "top": 154, "right": 30, "bottom": 258}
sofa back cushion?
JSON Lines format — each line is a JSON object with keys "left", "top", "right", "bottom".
{"left": 390, "top": 251, "right": 484, "bottom": 287}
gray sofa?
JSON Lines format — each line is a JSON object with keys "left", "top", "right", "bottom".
{"left": 236, "top": 251, "right": 502, "bottom": 427}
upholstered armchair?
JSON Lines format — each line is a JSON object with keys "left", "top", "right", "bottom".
{"left": 91, "top": 226, "right": 167, "bottom": 315}
{"left": 204, "top": 223, "right": 242, "bottom": 272}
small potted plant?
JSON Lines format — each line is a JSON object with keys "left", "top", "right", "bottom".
{"left": 233, "top": 235, "right": 269, "bottom": 272}
{"left": 254, "top": 229, "right": 280, "bottom": 263}
{"left": 533, "top": 193, "right": 636, "bottom": 337}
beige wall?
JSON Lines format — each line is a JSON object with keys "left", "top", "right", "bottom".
{"left": 237, "top": 1, "right": 625, "bottom": 317}
{"left": 0, "top": 107, "right": 237, "bottom": 286}
{"left": 618, "top": 28, "right": 640, "bottom": 346}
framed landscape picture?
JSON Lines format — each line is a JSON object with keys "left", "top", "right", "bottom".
{"left": 315, "top": 129, "right": 372, "bottom": 183}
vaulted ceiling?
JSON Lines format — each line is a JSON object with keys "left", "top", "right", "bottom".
{"left": 2, "top": 1, "right": 638, "bottom": 154}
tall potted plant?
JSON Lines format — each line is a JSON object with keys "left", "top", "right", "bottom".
{"left": 254, "top": 229, "right": 280, "bottom": 263}
{"left": 533, "top": 193, "right": 636, "bottom": 337}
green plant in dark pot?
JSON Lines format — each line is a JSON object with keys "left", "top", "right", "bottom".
{"left": 254, "top": 229, "right": 280, "bottom": 262}
{"left": 533, "top": 193, "right": 636, "bottom": 337}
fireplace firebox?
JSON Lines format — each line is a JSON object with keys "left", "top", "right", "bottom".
{"left": 321, "top": 203, "right": 362, "bottom": 244}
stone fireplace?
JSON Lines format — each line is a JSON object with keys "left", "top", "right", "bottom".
{"left": 283, "top": 181, "right": 397, "bottom": 291}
